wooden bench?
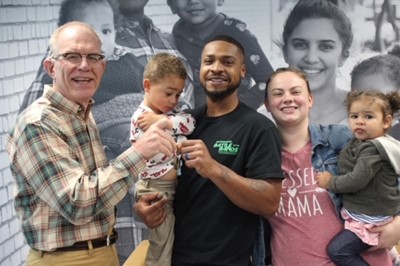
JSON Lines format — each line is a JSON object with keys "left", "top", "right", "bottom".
{"left": 122, "top": 240, "right": 149, "bottom": 266}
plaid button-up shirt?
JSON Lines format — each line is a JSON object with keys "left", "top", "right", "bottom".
{"left": 7, "top": 86, "right": 146, "bottom": 251}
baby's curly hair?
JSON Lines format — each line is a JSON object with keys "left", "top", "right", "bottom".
{"left": 144, "top": 53, "right": 187, "bottom": 83}
{"left": 345, "top": 90, "right": 400, "bottom": 123}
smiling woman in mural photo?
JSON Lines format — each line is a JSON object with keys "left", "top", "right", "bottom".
{"left": 279, "top": 0, "right": 353, "bottom": 125}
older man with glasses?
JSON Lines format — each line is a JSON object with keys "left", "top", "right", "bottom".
{"left": 6, "top": 21, "right": 176, "bottom": 266}
{"left": 18, "top": 1, "right": 195, "bottom": 263}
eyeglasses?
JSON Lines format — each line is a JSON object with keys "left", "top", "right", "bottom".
{"left": 52, "top": 53, "right": 105, "bottom": 65}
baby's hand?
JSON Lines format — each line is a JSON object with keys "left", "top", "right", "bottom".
{"left": 137, "top": 113, "right": 165, "bottom": 131}
{"left": 316, "top": 171, "right": 332, "bottom": 189}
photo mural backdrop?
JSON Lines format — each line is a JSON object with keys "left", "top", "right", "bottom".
{"left": 3, "top": 0, "right": 400, "bottom": 265}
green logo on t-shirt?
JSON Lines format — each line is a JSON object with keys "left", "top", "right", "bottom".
{"left": 213, "top": 140, "right": 240, "bottom": 155}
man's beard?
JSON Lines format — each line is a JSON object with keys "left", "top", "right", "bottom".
{"left": 202, "top": 81, "right": 240, "bottom": 102}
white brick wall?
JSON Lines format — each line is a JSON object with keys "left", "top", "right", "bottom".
{"left": 0, "top": 1, "right": 275, "bottom": 265}
{"left": 0, "top": 0, "right": 61, "bottom": 265}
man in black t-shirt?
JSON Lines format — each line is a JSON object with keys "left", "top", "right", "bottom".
{"left": 135, "top": 35, "right": 284, "bottom": 266}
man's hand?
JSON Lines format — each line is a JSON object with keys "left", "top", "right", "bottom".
{"left": 137, "top": 113, "right": 165, "bottom": 131}
{"left": 369, "top": 215, "right": 400, "bottom": 250}
{"left": 316, "top": 171, "right": 332, "bottom": 189}
{"left": 179, "top": 139, "right": 220, "bottom": 179}
{"left": 133, "top": 118, "right": 175, "bottom": 160}
{"left": 134, "top": 193, "right": 168, "bottom": 229}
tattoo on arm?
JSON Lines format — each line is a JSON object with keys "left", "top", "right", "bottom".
{"left": 220, "top": 165, "right": 230, "bottom": 181}
{"left": 249, "top": 179, "right": 264, "bottom": 192}
{"left": 219, "top": 164, "right": 265, "bottom": 192}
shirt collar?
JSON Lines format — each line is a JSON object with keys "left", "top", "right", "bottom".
{"left": 309, "top": 124, "right": 329, "bottom": 150}
{"left": 44, "top": 85, "right": 94, "bottom": 119}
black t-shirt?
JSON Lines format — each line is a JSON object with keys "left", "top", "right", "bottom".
{"left": 172, "top": 103, "right": 283, "bottom": 266}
